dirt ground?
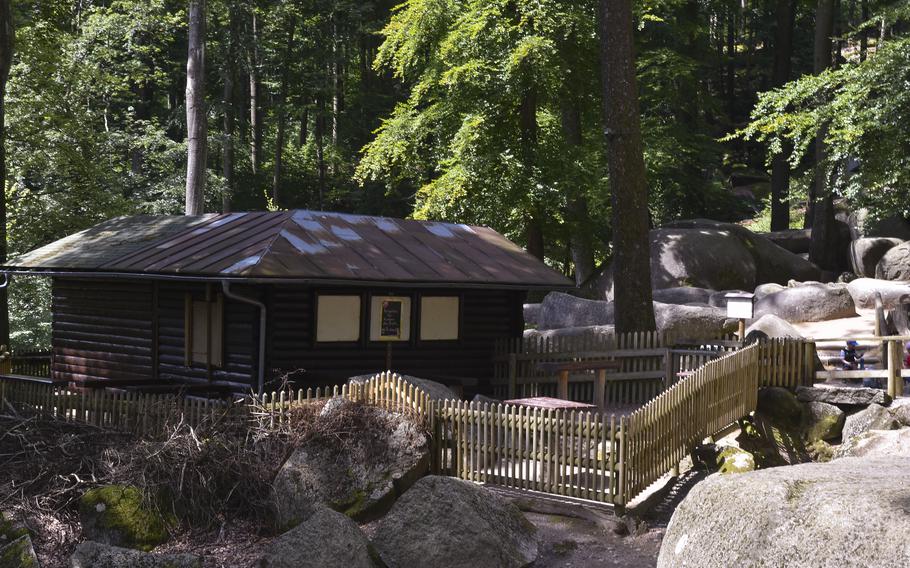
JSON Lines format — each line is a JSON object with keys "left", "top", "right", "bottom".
{"left": 529, "top": 512, "right": 664, "bottom": 568}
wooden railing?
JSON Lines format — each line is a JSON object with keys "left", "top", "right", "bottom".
{"left": 492, "top": 332, "right": 738, "bottom": 405}
{"left": 0, "top": 349, "right": 52, "bottom": 378}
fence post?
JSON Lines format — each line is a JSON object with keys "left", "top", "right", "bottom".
{"left": 888, "top": 339, "right": 902, "bottom": 399}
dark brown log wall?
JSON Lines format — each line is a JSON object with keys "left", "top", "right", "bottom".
{"left": 266, "top": 285, "right": 524, "bottom": 391}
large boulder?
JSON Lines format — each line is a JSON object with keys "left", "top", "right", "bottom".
{"left": 753, "top": 282, "right": 857, "bottom": 323}
{"left": 371, "top": 476, "right": 538, "bottom": 568}
{"left": 875, "top": 241, "right": 910, "bottom": 281}
{"left": 79, "top": 485, "right": 171, "bottom": 551}
{"left": 846, "top": 209, "right": 910, "bottom": 241}
{"left": 846, "top": 278, "right": 910, "bottom": 309}
{"left": 588, "top": 220, "right": 821, "bottom": 300}
{"left": 523, "top": 325, "right": 615, "bottom": 344}
{"left": 834, "top": 427, "right": 910, "bottom": 459}
{"left": 849, "top": 238, "right": 903, "bottom": 277}
{"left": 657, "top": 456, "right": 910, "bottom": 568}
{"left": 803, "top": 402, "right": 845, "bottom": 443}
{"left": 796, "top": 385, "right": 892, "bottom": 407}
{"left": 841, "top": 404, "right": 900, "bottom": 441}
{"left": 756, "top": 387, "right": 804, "bottom": 429}
{"left": 272, "top": 400, "right": 429, "bottom": 528}
{"left": 536, "top": 292, "right": 614, "bottom": 330}
{"left": 763, "top": 228, "right": 812, "bottom": 254}
{"left": 654, "top": 303, "right": 735, "bottom": 339}
{"left": 257, "top": 505, "right": 378, "bottom": 568}
{"left": 347, "top": 374, "right": 458, "bottom": 401}
{"left": 70, "top": 542, "right": 201, "bottom": 568}
{"left": 744, "top": 314, "right": 803, "bottom": 342}
{"left": 753, "top": 282, "right": 786, "bottom": 301}
{"left": 0, "top": 535, "right": 38, "bottom": 568}
{"left": 652, "top": 287, "right": 713, "bottom": 306}
{"left": 522, "top": 303, "right": 540, "bottom": 327}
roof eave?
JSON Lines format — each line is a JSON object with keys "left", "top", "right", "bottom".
{"left": 0, "top": 267, "right": 575, "bottom": 292}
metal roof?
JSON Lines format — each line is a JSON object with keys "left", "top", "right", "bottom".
{"left": 4, "top": 211, "right": 573, "bottom": 288}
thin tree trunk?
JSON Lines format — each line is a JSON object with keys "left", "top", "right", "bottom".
{"left": 519, "top": 77, "right": 545, "bottom": 261}
{"left": 272, "top": 17, "right": 296, "bottom": 206}
{"left": 185, "top": 0, "right": 207, "bottom": 215}
{"left": 809, "top": 0, "right": 838, "bottom": 272}
{"left": 299, "top": 107, "right": 308, "bottom": 146}
{"left": 222, "top": 6, "right": 239, "bottom": 214}
{"left": 248, "top": 9, "right": 262, "bottom": 176}
{"left": 331, "top": 15, "right": 342, "bottom": 147}
{"left": 726, "top": 0, "right": 736, "bottom": 121}
{"left": 0, "top": 0, "right": 13, "bottom": 348}
{"left": 769, "top": 0, "right": 796, "bottom": 231}
{"left": 859, "top": 0, "right": 868, "bottom": 61}
{"left": 599, "top": 0, "right": 656, "bottom": 332}
{"left": 315, "top": 95, "right": 326, "bottom": 209}
{"left": 561, "top": 101, "right": 595, "bottom": 285}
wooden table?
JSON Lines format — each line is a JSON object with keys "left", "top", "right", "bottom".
{"left": 502, "top": 396, "right": 598, "bottom": 411}
{"left": 535, "top": 360, "right": 622, "bottom": 409}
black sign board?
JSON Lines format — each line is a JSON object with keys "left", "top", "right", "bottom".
{"left": 379, "top": 300, "right": 403, "bottom": 339}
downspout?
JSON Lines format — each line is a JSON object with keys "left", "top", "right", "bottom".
{"left": 222, "top": 281, "right": 266, "bottom": 396}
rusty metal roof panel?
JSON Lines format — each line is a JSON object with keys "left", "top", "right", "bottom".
{"left": 4, "top": 210, "right": 574, "bottom": 288}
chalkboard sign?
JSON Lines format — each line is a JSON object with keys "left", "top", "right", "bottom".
{"left": 379, "top": 300, "right": 403, "bottom": 339}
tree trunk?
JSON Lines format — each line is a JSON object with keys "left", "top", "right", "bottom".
{"left": 0, "top": 0, "right": 13, "bottom": 348}
{"left": 769, "top": 0, "right": 796, "bottom": 231}
{"left": 519, "top": 75, "right": 545, "bottom": 261}
{"left": 299, "top": 107, "right": 308, "bottom": 146}
{"left": 808, "top": 0, "right": 838, "bottom": 272}
{"left": 599, "top": 0, "right": 656, "bottom": 332}
{"left": 725, "top": 0, "right": 736, "bottom": 121}
{"left": 331, "top": 15, "right": 342, "bottom": 147}
{"left": 185, "top": 0, "right": 207, "bottom": 215}
{"left": 315, "top": 95, "right": 326, "bottom": 209}
{"left": 248, "top": 9, "right": 262, "bottom": 176}
{"left": 561, "top": 101, "right": 595, "bottom": 285}
{"left": 222, "top": 6, "right": 239, "bottom": 214}
{"left": 859, "top": 0, "right": 868, "bottom": 62}
{"left": 272, "top": 16, "right": 296, "bottom": 206}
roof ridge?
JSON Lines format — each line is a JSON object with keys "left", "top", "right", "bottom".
{"left": 240, "top": 211, "right": 296, "bottom": 275}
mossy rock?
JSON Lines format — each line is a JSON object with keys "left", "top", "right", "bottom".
{"left": 717, "top": 446, "right": 756, "bottom": 474}
{"left": 79, "top": 485, "right": 172, "bottom": 551}
{"left": 0, "top": 513, "right": 29, "bottom": 546}
{"left": 808, "top": 440, "right": 835, "bottom": 463}
{"left": 0, "top": 535, "right": 39, "bottom": 568}
{"left": 757, "top": 387, "right": 804, "bottom": 429}
{"left": 803, "top": 402, "right": 845, "bottom": 443}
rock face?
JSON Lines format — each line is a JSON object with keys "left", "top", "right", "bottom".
{"left": 846, "top": 209, "right": 910, "bottom": 241}
{"left": 588, "top": 220, "right": 821, "bottom": 300}
{"left": 753, "top": 282, "right": 857, "bottom": 323}
{"left": 834, "top": 427, "right": 910, "bottom": 459}
{"left": 372, "top": 476, "right": 538, "bottom": 568}
{"left": 753, "top": 282, "right": 786, "bottom": 301}
{"left": 652, "top": 287, "right": 713, "bottom": 306}
{"left": 272, "top": 400, "right": 429, "bottom": 528}
{"left": 657, "top": 456, "right": 910, "bottom": 568}
{"left": 79, "top": 485, "right": 171, "bottom": 551}
{"left": 716, "top": 446, "right": 755, "bottom": 474}
{"left": 0, "top": 535, "right": 38, "bottom": 568}
{"left": 257, "top": 505, "right": 377, "bottom": 568}
{"left": 841, "top": 404, "right": 900, "bottom": 441}
{"left": 875, "top": 241, "right": 910, "bottom": 281}
{"left": 523, "top": 325, "right": 615, "bottom": 344}
{"left": 795, "top": 385, "right": 891, "bottom": 407}
{"left": 804, "top": 402, "right": 845, "bottom": 443}
{"left": 70, "top": 542, "right": 202, "bottom": 568}
{"left": 849, "top": 237, "right": 903, "bottom": 277}
{"left": 536, "top": 292, "right": 614, "bottom": 330}
{"left": 347, "top": 374, "right": 458, "bottom": 401}
{"left": 846, "top": 278, "right": 910, "bottom": 309}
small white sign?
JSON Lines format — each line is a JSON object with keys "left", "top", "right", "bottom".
{"left": 725, "top": 293, "right": 755, "bottom": 319}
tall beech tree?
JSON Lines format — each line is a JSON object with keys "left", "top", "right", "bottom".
{"left": 599, "top": 0, "right": 655, "bottom": 332}
{"left": 769, "top": 0, "right": 796, "bottom": 231}
{"left": 185, "top": 0, "right": 207, "bottom": 215}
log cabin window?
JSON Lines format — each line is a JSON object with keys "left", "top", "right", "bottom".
{"left": 185, "top": 295, "right": 223, "bottom": 366}
{"left": 419, "top": 296, "right": 459, "bottom": 340}
{"left": 316, "top": 294, "right": 362, "bottom": 342}
{"left": 369, "top": 296, "right": 411, "bottom": 341}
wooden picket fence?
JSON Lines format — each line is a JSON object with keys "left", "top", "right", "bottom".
{"left": 1, "top": 340, "right": 815, "bottom": 509}
{"left": 492, "top": 332, "right": 739, "bottom": 406}
{"left": 0, "top": 371, "right": 430, "bottom": 437}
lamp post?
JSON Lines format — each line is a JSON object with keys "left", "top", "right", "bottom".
{"left": 725, "top": 292, "right": 755, "bottom": 341}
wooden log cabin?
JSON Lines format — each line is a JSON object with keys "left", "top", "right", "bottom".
{"left": 1, "top": 211, "right": 571, "bottom": 396}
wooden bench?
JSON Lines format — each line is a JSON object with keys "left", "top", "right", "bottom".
{"left": 536, "top": 360, "right": 622, "bottom": 409}
{"left": 503, "top": 396, "right": 598, "bottom": 411}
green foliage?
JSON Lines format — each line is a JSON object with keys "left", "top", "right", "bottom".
{"left": 736, "top": 36, "right": 910, "bottom": 221}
